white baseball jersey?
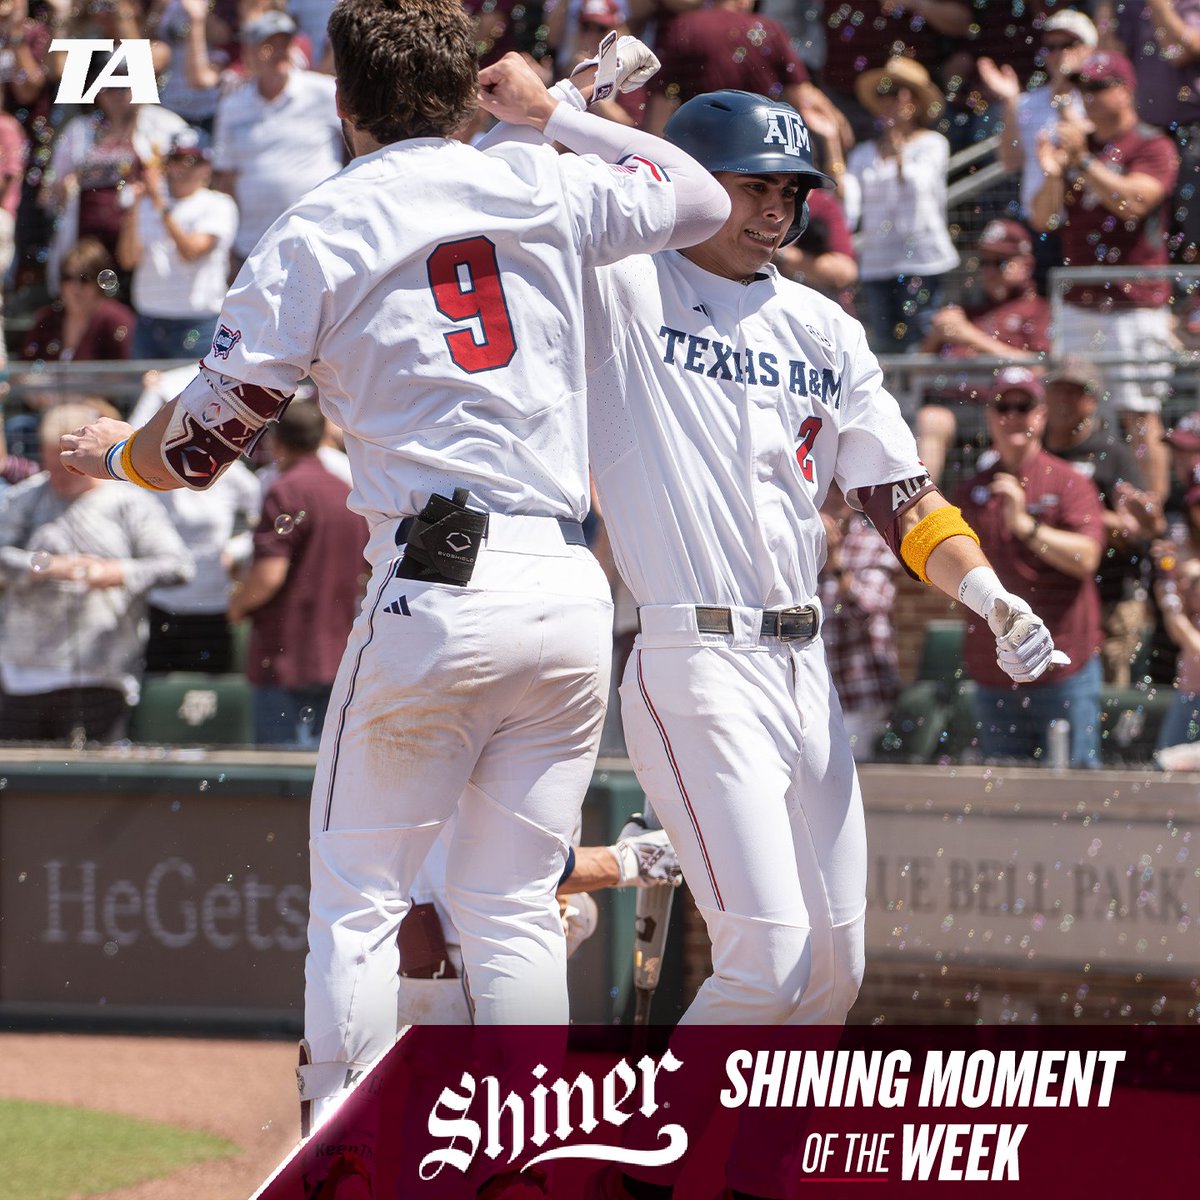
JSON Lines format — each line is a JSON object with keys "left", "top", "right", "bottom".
{"left": 192, "top": 135, "right": 677, "bottom": 566}
{"left": 210, "top": 110, "right": 725, "bottom": 1123}
{"left": 587, "top": 250, "right": 923, "bottom": 1086}
{"left": 585, "top": 252, "right": 924, "bottom": 608}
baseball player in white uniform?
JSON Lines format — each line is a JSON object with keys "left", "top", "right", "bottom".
{"left": 58, "top": 0, "right": 730, "bottom": 1153}
{"left": 493, "top": 89, "right": 1066, "bottom": 1200}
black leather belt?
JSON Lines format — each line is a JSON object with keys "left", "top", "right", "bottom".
{"left": 639, "top": 604, "right": 820, "bottom": 641}
{"left": 395, "top": 514, "right": 586, "bottom": 547}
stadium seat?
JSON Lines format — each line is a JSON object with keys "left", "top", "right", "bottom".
{"left": 941, "top": 679, "right": 980, "bottom": 761}
{"left": 1099, "top": 685, "right": 1173, "bottom": 766}
{"left": 878, "top": 622, "right": 970, "bottom": 763}
{"left": 130, "top": 673, "right": 253, "bottom": 746}
{"left": 916, "top": 620, "right": 967, "bottom": 688}
{"left": 229, "top": 620, "right": 251, "bottom": 674}
{"left": 877, "top": 680, "right": 952, "bottom": 763}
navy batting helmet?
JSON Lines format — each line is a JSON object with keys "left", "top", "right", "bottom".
{"left": 663, "top": 91, "right": 836, "bottom": 246}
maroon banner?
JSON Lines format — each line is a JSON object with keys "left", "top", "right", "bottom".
{"left": 256, "top": 1026, "right": 1200, "bottom": 1199}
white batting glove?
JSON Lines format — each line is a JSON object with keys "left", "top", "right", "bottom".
{"left": 959, "top": 566, "right": 1070, "bottom": 684}
{"left": 610, "top": 815, "right": 683, "bottom": 887}
{"left": 988, "top": 594, "right": 1068, "bottom": 683}
{"left": 571, "top": 32, "right": 661, "bottom": 104}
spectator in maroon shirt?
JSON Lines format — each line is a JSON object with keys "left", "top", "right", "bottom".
{"left": 1164, "top": 410, "right": 1200, "bottom": 521}
{"left": 462, "top": 0, "right": 553, "bottom": 69}
{"left": 11, "top": 238, "right": 136, "bottom": 465}
{"left": 1042, "top": 355, "right": 1163, "bottom": 685}
{"left": 1, "top": 0, "right": 59, "bottom": 290}
{"left": 1029, "top": 48, "right": 1180, "bottom": 504}
{"left": 643, "top": 0, "right": 812, "bottom": 133}
{"left": 957, "top": 366, "right": 1106, "bottom": 767}
{"left": 228, "top": 396, "right": 368, "bottom": 747}
{"left": 20, "top": 237, "right": 136, "bottom": 363}
{"left": 1109, "top": 0, "right": 1200, "bottom": 264}
{"left": 916, "top": 218, "right": 1051, "bottom": 483}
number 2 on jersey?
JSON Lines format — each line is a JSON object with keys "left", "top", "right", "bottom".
{"left": 426, "top": 236, "right": 517, "bottom": 373}
{"left": 795, "top": 415, "right": 823, "bottom": 482}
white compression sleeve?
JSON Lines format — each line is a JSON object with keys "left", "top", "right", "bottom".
{"left": 543, "top": 103, "right": 730, "bottom": 249}
{"left": 474, "top": 81, "right": 587, "bottom": 150}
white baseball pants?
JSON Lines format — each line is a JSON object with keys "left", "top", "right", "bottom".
{"left": 303, "top": 514, "right": 612, "bottom": 1114}
{"left": 621, "top": 604, "right": 867, "bottom": 1026}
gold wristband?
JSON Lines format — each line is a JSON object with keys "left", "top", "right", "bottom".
{"left": 120, "top": 430, "right": 168, "bottom": 491}
{"left": 900, "top": 505, "right": 981, "bottom": 585}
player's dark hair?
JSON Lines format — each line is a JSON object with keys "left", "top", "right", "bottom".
{"left": 328, "top": 0, "right": 478, "bottom": 144}
{"left": 274, "top": 397, "right": 326, "bottom": 453}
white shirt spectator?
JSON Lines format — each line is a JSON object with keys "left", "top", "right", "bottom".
{"left": 212, "top": 70, "right": 342, "bottom": 259}
{"left": 132, "top": 187, "right": 239, "bottom": 318}
{"left": 147, "top": 462, "right": 261, "bottom": 614}
{"left": 846, "top": 130, "right": 959, "bottom": 282}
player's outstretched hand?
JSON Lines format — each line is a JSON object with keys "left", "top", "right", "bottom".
{"left": 612, "top": 815, "right": 683, "bottom": 887}
{"left": 59, "top": 417, "right": 134, "bottom": 479}
{"left": 478, "top": 51, "right": 559, "bottom": 131}
{"left": 988, "top": 594, "right": 1070, "bottom": 684}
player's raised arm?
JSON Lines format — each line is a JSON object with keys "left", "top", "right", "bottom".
{"left": 477, "top": 51, "right": 730, "bottom": 250}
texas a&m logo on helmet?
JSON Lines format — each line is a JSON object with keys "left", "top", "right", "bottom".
{"left": 762, "top": 109, "right": 812, "bottom": 158}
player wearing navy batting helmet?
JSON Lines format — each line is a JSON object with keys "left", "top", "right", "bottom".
{"left": 484, "top": 85, "right": 1065, "bottom": 1200}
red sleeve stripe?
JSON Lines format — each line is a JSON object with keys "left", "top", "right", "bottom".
{"left": 617, "top": 154, "right": 669, "bottom": 183}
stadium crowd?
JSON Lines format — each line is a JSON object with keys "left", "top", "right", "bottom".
{"left": 1, "top": 0, "right": 1199, "bottom": 768}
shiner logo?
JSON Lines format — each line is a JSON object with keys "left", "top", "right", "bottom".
{"left": 50, "top": 39, "right": 161, "bottom": 104}
{"left": 419, "top": 1052, "right": 687, "bottom": 1180}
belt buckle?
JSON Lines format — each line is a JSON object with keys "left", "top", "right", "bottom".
{"left": 777, "top": 605, "right": 813, "bottom": 641}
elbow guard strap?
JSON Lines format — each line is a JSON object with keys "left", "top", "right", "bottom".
{"left": 855, "top": 471, "right": 938, "bottom": 580}
{"left": 162, "top": 367, "right": 292, "bottom": 489}
{"left": 900, "top": 506, "right": 981, "bottom": 585}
